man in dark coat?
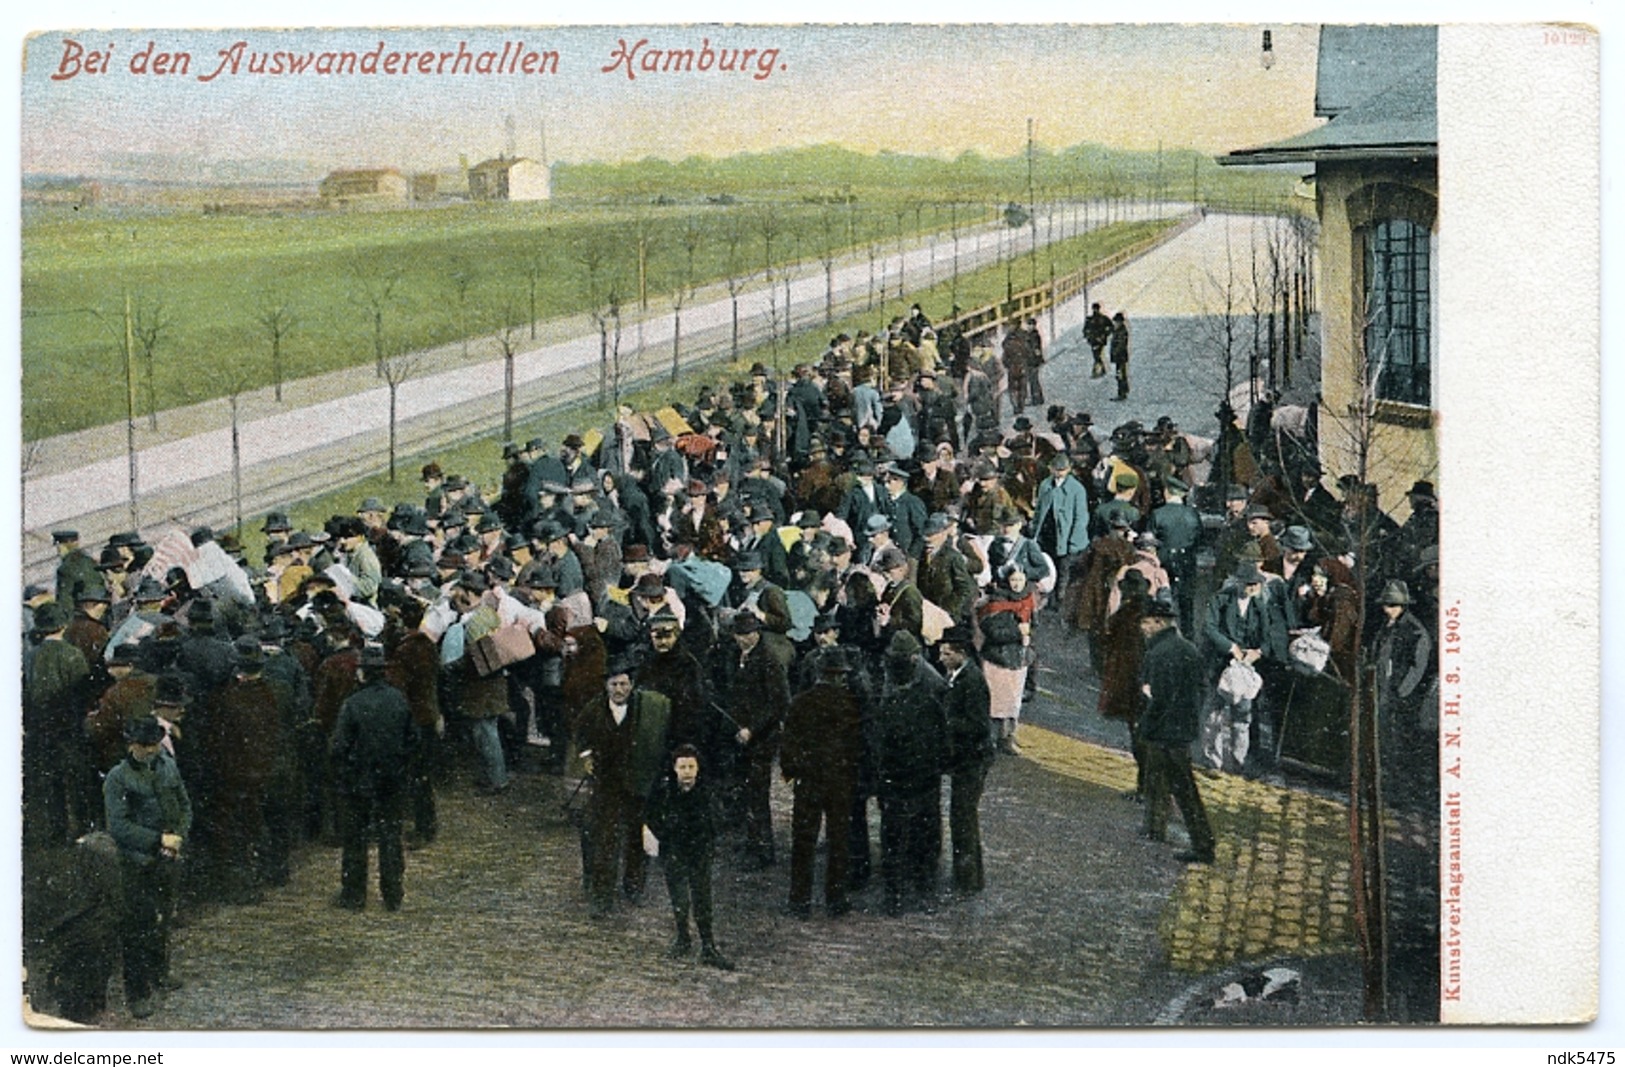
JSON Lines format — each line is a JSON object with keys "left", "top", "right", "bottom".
{"left": 1373, "top": 580, "right": 1436, "bottom": 812}
{"left": 780, "top": 649, "right": 865, "bottom": 918}
{"left": 1083, "top": 303, "right": 1112, "bottom": 378}
{"left": 635, "top": 608, "right": 713, "bottom": 760}
{"left": 938, "top": 628, "right": 994, "bottom": 894}
{"left": 25, "top": 602, "right": 92, "bottom": 845}
{"left": 573, "top": 660, "right": 672, "bottom": 917}
{"left": 1138, "top": 599, "right": 1216, "bottom": 864}
{"left": 645, "top": 744, "right": 734, "bottom": 969}
{"left": 1150, "top": 476, "right": 1204, "bottom": 634}
{"left": 1001, "top": 322, "right": 1030, "bottom": 416}
{"left": 102, "top": 715, "right": 191, "bottom": 1020}
{"left": 872, "top": 632, "right": 947, "bottom": 914}
{"left": 196, "top": 636, "right": 282, "bottom": 904}
{"left": 329, "top": 644, "right": 418, "bottom": 911}
{"left": 723, "top": 613, "right": 791, "bottom": 868}
{"left": 54, "top": 529, "right": 106, "bottom": 612}
{"left": 917, "top": 513, "right": 978, "bottom": 624}
{"left": 1109, "top": 312, "right": 1131, "bottom": 401}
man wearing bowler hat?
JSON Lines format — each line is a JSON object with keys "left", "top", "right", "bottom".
{"left": 1138, "top": 597, "right": 1216, "bottom": 864}
{"left": 329, "top": 643, "right": 417, "bottom": 912}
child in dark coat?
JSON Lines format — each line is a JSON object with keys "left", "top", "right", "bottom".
{"left": 644, "top": 744, "right": 734, "bottom": 970}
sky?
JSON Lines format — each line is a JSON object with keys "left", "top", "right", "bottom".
{"left": 19, "top": 22, "right": 1321, "bottom": 177}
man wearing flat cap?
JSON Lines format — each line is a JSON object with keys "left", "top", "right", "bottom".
{"left": 103, "top": 713, "right": 191, "bottom": 1019}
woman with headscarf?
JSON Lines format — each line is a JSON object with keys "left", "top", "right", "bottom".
{"left": 975, "top": 566, "right": 1036, "bottom": 755}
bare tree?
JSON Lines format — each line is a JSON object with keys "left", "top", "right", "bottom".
{"left": 522, "top": 249, "right": 546, "bottom": 340}
{"left": 818, "top": 207, "right": 840, "bottom": 326}
{"left": 254, "top": 291, "right": 297, "bottom": 402}
{"left": 129, "top": 298, "right": 172, "bottom": 430}
{"left": 754, "top": 206, "right": 783, "bottom": 340}
{"left": 20, "top": 438, "right": 44, "bottom": 535}
{"left": 447, "top": 256, "right": 479, "bottom": 358}
{"left": 493, "top": 303, "right": 525, "bottom": 440}
{"left": 720, "top": 216, "right": 747, "bottom": 358}
{"left": 380, "top": 354, "right": 422, "bottom": 482}
{"left": 671, "top": 216, "right": 704, "bottom": 381}
{"left": 180, "top": 363, "right": 255, "bottom": 535}
{"left": 349, "top": 261, "right": 405, "bottom": 377}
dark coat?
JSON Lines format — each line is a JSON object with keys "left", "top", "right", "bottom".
{"left": 103, "top": 752, "right": 192, "bottom": 865}
{"left": 942, "top": 661, "right": 994, "bottom": 773}
{"left": 725, "top": 641, "right": 791, "bottom": 747}
{"left": 917, "top": 542, "right": 978, "bottom": 622}
{"left": 872, "top": 666, "right": 947, "bottom": 796}
{"left": 329, "top": 679, "right": 417, "bottom": 797}
{"left": 1138, "top": 626, "right": 1205, "bottom": 746}
{"left": 645, "top": 773, "right": 718, "bottom": 866}
{"left": 574, "top": 689, "right": 672, "bottom": 800}
{"left": 781, "top": 680, "right": 865, "bottom": 788}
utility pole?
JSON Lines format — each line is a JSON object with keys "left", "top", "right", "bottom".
{"left": 1026, "top": 118, "right": 1039, "bottom": 289}
{"left": 123, "top": 291, "right": 139, "bottom": 528}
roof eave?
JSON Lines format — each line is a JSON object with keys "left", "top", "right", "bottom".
{"left": 1220, "top": 144, "right": 1438, "bottom": 167}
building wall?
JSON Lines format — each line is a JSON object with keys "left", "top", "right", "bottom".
{"left": 1315, "top": 158, "right": 1439, "bottom": 521}
{"left": 506, "top": 160, "right": 551, "bottom": 201}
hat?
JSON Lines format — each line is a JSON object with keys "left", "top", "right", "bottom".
{"left": 476, "top": 513, "right": 503, "bottom": 534}
{"left": 1011, "top": 415, "right": 1033, "bottom": 433}
{"left": 190, "top": 526, "right": 216, "bottom": 547}
{"left": 749, "top": 362, "right": 770, "bottom": 377}
{"left": 134, "top": 577, "right": 167, "bottom": 602}
{"left": 1113, "top": 471, "right": 1139, "bottom": 490}
{"left": 76, "top": 584, "right": 111, "bottom": 604}
{"left": 923, "top": 512, "right": 951, "bottom": 536}
{"left": 806, "top": 435, "right": 827, "bottom": 455}
{"left": 817, "top": 648, "right": 852, "bottom": 675}
{"left": 622, "top": 544, "right": 652, "bottom": 564}
{"left": 1244, "top": 504, "right": 1274, "bottom": 522}
{"left": 458, "top": 571, "right": 489, "bottom": 594}
{"left": 1165, "top": 475, "right": 1189, "bottom": 494}
{"left": 51, "top": 529, "right": 79, "bottom": 544}
{"left": 874, "top": 546, "right": 909, "bottom": 572}
{"left": 485, "top": 555, "right": 516, "bottom": 581}
{"left": 233, "top": 635, "right": 263, "bottom": 667}
{"left": 1108, "top": 511, "right": 1133, "bottom": 530}
{"left": 1232, "top": 562, "right": 1267, "bottom": 585}
{"left": 886, "top": 631, "right": 921, "bottom": 660}
{"left": 96, "top": 547, "right": 124, "bottom": 571}
{"left": 995, "top": 505, "right": 1024, "bottom": 527}
{"left": 360, "top": 643, "right": 389, "bottom": 669}
{"left": 109, "top": 529, "right": 146, "bottom": 547}
{"left": 124, "top": 716, "right": 166, "bottom": 745}
{"left": 525, "top": 437, "right": 548, "bottom": 453}
{"left": 445, "top": 474, "right": 469, "bottom": 491}
{"left": 850, "top": 456, "right": 875, "bottom": 476}
{"left": 562, "top": 433, "right": 585, "bottom": 450}
{"left": 1048, "top": 454, "right": 1072, "bottom": 472}
{"left": 32, "top": 602, "right": 67, "bottom": 632}
{"left": 731, "top": 612, "right": 762, "bottom": 635}
{"left": 796, "top": 510, "right": 824, "bottom": 530}
{"left": 1144, "top": 597, "right": 1179, "bottom": 619}
{"left": 153, "top": 673, "right": 190, "bottom": 707}
{"left": 357, "top": 497, "right": 386, "bottom": 515}
{"left": 188, "top": 598, "right": 215, "bottom": 622}
{"left": 1135, "top": 532, "right": 1162, "bottom": 550}
{"left": 812, "top": 613, "right": 841, "bottom": 634}
{"left": 109, "top": 642, "right": 142, "bottom": 665}
{"left": 588, "top": 509, "right": 616, "bottom": 529}
{"left": 1378, "top": 580, "right": 1412, "bottom": 607}
{"left": 1279, "top": 526, "right": 1315, "bottom": 552}
{"left": 939, "top": 624, "right": 976, "bottom": 649}
{"left": 502, "top": 442, "right": 522, "bottom": 460}
{"left": 633, "top": 573, "right": 668, "bottom": 599}
{"left": 864, "top": 514, "right": 894, "bottom": 537}
{"left": 732, "top": 550, "right": 765, "bottom": 573}
{"left": 525, "top": 571, "right": 560, "bottom": 591}
{"left": 1408, "top": 480, "right": 1437, "bottom": 500}
{"left": 648, "top": 607, "right": 681, "bottom": 631}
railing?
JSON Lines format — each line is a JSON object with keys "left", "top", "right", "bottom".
{"left": 21, "top": 202, "right": 1201, "bottom": 582}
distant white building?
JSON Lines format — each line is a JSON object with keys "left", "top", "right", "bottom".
{"left": 467, "top": 156, "right": 551, "bottom": 202}
{"left": 318, "top": 167, "right": 409, "bottom": 203}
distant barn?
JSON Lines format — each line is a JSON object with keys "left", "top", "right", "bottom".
{"left": 467, "top": 157, "right": 551, "bottom": 202}
{"left": 318, "top": 168, "right": 410, "bottom": 204}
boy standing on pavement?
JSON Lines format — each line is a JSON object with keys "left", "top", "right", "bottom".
{"left": 645, "top": 744, "right": 735, "bottom": 970}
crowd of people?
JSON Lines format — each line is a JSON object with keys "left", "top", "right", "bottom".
{"left": 22, "top": 298, "right": 1442, "bottom": 1023}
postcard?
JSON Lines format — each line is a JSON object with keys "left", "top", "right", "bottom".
{"left": 8, "top": 15, "right": 1602, "bottom": 1037}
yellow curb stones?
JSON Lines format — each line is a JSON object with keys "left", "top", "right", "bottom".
{"left": 1018, "top": 724, "right": 1355, "bottom": 973}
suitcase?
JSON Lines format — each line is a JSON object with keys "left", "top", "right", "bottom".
{"left": 470, "top": 622, "right": 536, "bottom": 676}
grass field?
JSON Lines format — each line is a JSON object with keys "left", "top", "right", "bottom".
{"left": 20, "top": 195, "right": 1000, "bottom": 440}
{"left": 235, "top": 215, "right": 1179, "bottom": 565}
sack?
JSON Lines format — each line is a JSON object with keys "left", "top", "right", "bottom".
{"left": 920, "top": 598, "right": 954, "bottom": 645}
{"left": 1216, "top": 660, "right": 1264, "bottom": 704}
{"left": 1289, "top": 631, "right": 1331, "bottom": 675}
{"left": 470, "top": 622, "right": 536, "bottom": 677}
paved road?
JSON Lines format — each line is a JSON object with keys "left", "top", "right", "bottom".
{"left": 22, "top": 201, "right": 1186, "bottom": 578}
